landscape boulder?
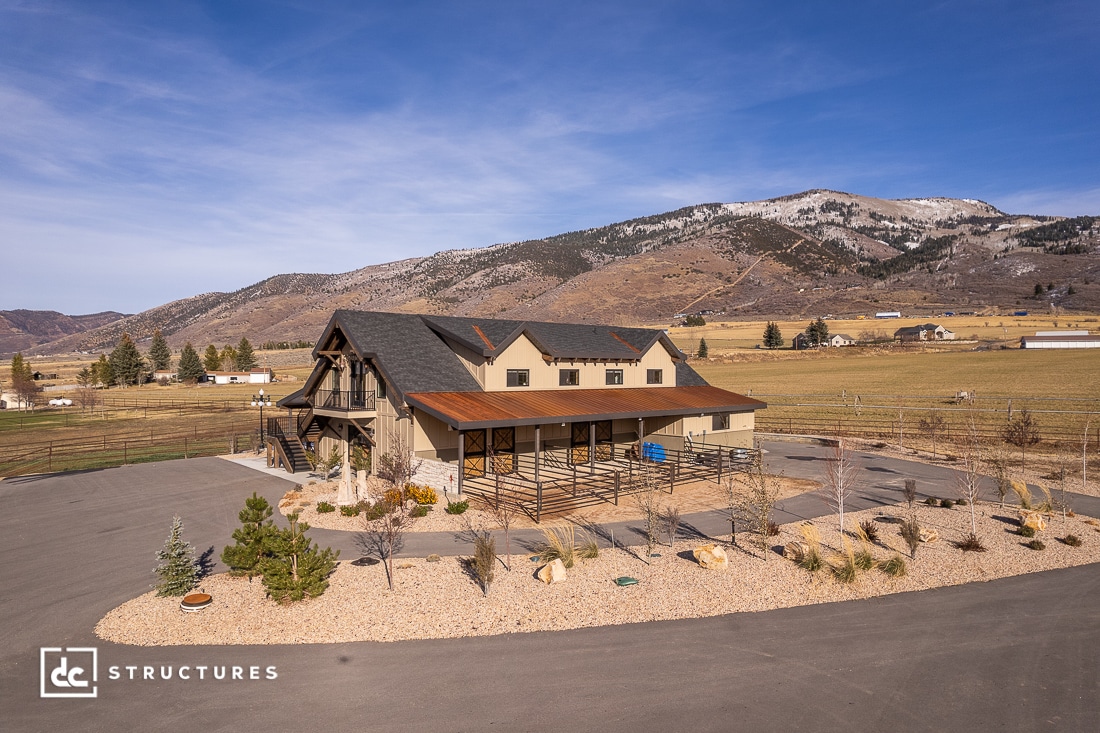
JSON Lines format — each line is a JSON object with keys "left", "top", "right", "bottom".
{"left": 1019, "top": 512, "right": 1047, "bottom": 532}
{"left": 783, "top": 541, "right": 810, "bottom": 563}
{"left": 537, "top": 558, "right": 567, "bottom": 584}
{"left": 918, "top": 527, "right": 939, "bottom": 543}
{"left": 693, "top": 544, "right": 729, "bottom": 570}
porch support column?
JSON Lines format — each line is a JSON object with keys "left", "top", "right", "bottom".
{"left": 337, "top": 423, "right": 354, "bottom": 506}
{"left": 457, "top": 429, "right": 465, "bottom": 496}
{"left": 589, "top": 421, "right": 596, "bottom": 474}
{"left": 534, "top": 425, "right": 541, "bottom": 483}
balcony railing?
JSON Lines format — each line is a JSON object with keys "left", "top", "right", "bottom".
{"left": 309, "top": 389, "right": 376, "bottom": 412}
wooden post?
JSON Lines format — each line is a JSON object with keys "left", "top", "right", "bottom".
{"left": 589, "top": 421, "right": 596, "bottom": 474}
{"left": 534, "top": 425, "right": 541, "bottom": 483}
{"left": 716, "top": 446, "right": 723, "bottom": 484}
{"left": 614, "top": 471, "right": 620, "bottom": 506}
{"left": 536, "top": 481, "right": 543, "bottom": 524}
{"left": 572, "top": 464, "right": 577, "bottom": 497}
{"left": 669, "top": 461, "right": 675, "bottom": 493}
{"left": 457, "top": 430, "right": 465, "bottom": 496}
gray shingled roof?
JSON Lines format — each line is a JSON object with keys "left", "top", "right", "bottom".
{"left": 422, "top": 313, "right": 670, "bottom": 361}
{"left": 301, "top": 311, "right": 707, "bottom": 401}
{"left": 335, "top": 310, "right": 483, "bottom": 397}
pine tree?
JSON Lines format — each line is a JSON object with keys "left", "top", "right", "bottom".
{"left": 261, "top": 513, "right": 338, "bottom": 604}
{"left": 203, "top": 344, "right": 222, "bottom": 372}
{"left": 235, "top": 337, "right": 258, "bottom": 371}
{"left": 696, "top": 337, "right": 709, "bottom": 359}
{"left": 9, "top": 352, "right": 39, "bottom": 408}
{"left": 221, "top": 492, "right": 277, "bottom": 577}
{"left": 148, "top": 329, "right": 172, "bottom": 371}
{"left": 763, "top": 321, "right": 784, "bottom": 349}
{"left": 805, "top": 318, "right": 829, "bottom": 347}
{"left": 109, "top": 333, "right": 146, "bottom": 386}
{"left": 219, "top": 344, "right": 238, "bottom": 372}
{"left": 177, "top": 342, "right": 205, "bottom": 383}
{"left": 93, "top": 354, "right": 114, "bottom": 388}
{"left": 153, "top": 516, "right": 199, "bottom": 597}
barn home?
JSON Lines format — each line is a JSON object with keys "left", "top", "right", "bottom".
{"left": 271, "top": 311, "right": 765, "bottom": 517}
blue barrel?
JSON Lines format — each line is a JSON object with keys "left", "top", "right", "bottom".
{"left": 641, "top": 441, "right": 666, "bottom": 463}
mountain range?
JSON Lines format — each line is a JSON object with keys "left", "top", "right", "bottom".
{"left": 5, "top": 189, "right": 1097, "bottom": 355}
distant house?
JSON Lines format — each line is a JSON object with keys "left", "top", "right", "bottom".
{"left": 894, "top": 324, "right": 956, "bottom": 342}
{"left": 208, "top": 369, "right": 273, "bottom": 385}
{"left": 153, "top": 370, "right": 177, "bottom": 383}
{"left": 1021, "top": 331, "right": 1100, "bottom": 349}
{"left": 793, "top": 332, "right": 854, "bottom": 349}
{"left": 826, "top": 333, "right": 856, "bottom": 347}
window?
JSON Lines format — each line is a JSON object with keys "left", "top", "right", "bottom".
{"left": 605, "top": 369, "right": 624, "bottom": 385}
{"left": 376, "top": 373, "right": 387, "bottom": 399}
{"left": 559, "top": 369, "right": 580, "bottom": 386}
{"left": 646, "top": 369, "right": 663, "bottom": 385}
{"left": 506, "top": 369, "right": 530, "bottom": 387}
{"left": 712, "top": 413, "right": 730, "bottom": 431}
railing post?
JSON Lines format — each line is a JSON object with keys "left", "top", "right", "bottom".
{"left": 572, "top": 464, "right": 577, "bottom": 497}
{"left": 536, "top": 481, "right": 542, "bottom": 524}
{"left": 717, "top": 446, "right": 723, "bottom": 484}
{"left": 614, "top": 471, "right": 619, "bottom": 506}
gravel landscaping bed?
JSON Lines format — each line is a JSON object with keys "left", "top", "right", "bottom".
{"left": 96, "top": 503, "right": 1100, "bottom": 646}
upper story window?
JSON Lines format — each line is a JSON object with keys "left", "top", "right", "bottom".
{"left": 559, "top": 369, "right": 580, "bottom": 386}
{"left": 374, "top": 369, "right": 387, "bottom": 399}
{"left": 507, "top": 369, "right": 530, "bottom": 387}
{"left": 605, "top": 369, "right": 624, "bottom": 385}
{"left": 646, "top": 369, "right": 663, "bottom": 385}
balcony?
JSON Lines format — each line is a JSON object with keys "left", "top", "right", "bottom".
{"left": 309, "top": 389, "right": 377, "bottom": 417}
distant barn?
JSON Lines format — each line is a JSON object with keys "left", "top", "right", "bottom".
{"left": 1020, "top": 331, "right": 1100, "bottom": 349}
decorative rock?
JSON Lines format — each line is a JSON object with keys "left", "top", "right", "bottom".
{"left": 919, "top": 527, "right": 939, "bottom": 543}
{"left": 693, "top": 544, "right": 729, "bottom": 570}
{"left": 426, "top": 554, "right": 441, "bottom": 563}
{"left": 1019, "top": 512, "right": 1047, "bottom": 532}
{"left": 783, "top": 541, "right": 810, "bottom": 563}
{"left": 537, "top": 558, "right": 567, "bottom": 584}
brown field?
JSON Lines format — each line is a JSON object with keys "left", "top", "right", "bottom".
{"left": 661, "top": 313, "right": 1100, "bottom": 353}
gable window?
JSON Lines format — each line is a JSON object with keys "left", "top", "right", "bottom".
{"left": 646, "top": 369, "right": 663, "bottom": 385}
{"left": 374, "top": 369, "right": 387, "bottom": 399}
{"left": 605, "top": 369, "right": 624, "bottom": 385}
{"left": 559, "top": 369, "right": 580, "bottom": 386}
{"left": 506, "top": 369, "right": 530, "bottom": 387}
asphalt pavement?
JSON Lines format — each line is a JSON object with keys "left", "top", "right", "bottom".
{"left": 2, "top": 448, "right": 1097, "bottom": 732}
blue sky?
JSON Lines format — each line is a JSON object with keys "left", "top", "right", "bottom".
{"left": 2, "top": 0, "right": 1097, "bottom": 314}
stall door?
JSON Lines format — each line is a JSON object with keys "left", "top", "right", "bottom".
{"left": 463, "top": 430, "right": 486, "bottom": 478}
{"left": 491, "top": 427, "right": 516, "bottom": 474}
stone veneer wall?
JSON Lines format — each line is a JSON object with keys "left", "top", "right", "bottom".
{"left": 411, "top": 458, "right": 461, "bottom": 495}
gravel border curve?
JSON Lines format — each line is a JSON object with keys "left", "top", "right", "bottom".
{"left": 96, "top": 505, "right": 1100, "bottom": 646}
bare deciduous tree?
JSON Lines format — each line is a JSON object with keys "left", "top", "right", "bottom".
{"left": 363, "top": 432, "right": 422, "bottom": 591}
{"left": 633, "top": 461, "right": 662, "bottom": 560}
{"left": 659, "top": 504, "right": 682, "bottom": 548}
{"left": 488, "top": 448, "right": 520, "bottom": 571}
{"left": 822, "top": 438, "right": 860, "bottom": 534}
{"left": 732, "top": 455, "right": 780, "bottom": 560}
{"left": 954, "top": 436, "right": 983, "bottom": 536}
{"left": 918, "top": 410, "right": 947, "bottom": 459}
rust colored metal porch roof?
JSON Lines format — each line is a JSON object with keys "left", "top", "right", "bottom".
{"left": 406, "top": 386, "right": 767, "bottom": 430}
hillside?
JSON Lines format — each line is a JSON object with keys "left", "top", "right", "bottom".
{"left": 0, "top": 310, "right": 128, "bottom": 355}
{"left": 27, "top": 190, "right": 1100, "bottom": 353}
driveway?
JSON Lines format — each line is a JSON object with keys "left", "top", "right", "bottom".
{"left": 2, "top": 453, "right": 1098, "bottom": 731}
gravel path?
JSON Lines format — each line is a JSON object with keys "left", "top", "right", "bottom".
{"left": 96, "top": 504, "right": 1100, "bottom": 646}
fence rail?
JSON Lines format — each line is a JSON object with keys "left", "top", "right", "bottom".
{"left": 0, "top": 427, "right": 259, "bottom": 477}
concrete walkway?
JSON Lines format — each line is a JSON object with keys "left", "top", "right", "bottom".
{"left": 223, "top": 439, "right": 1100, "bottom": 561}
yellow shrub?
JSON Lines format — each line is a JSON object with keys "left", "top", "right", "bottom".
{"left": 404, "top": 483, "right": 438, "bottom": 505}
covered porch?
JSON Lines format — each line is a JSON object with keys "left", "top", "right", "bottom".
{"left": 406, "top": 385, "right": 765, "bottom": 522}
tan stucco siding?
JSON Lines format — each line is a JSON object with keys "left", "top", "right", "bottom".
{"left": 483, "top": 334, "right": 678, "bottom": 391}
